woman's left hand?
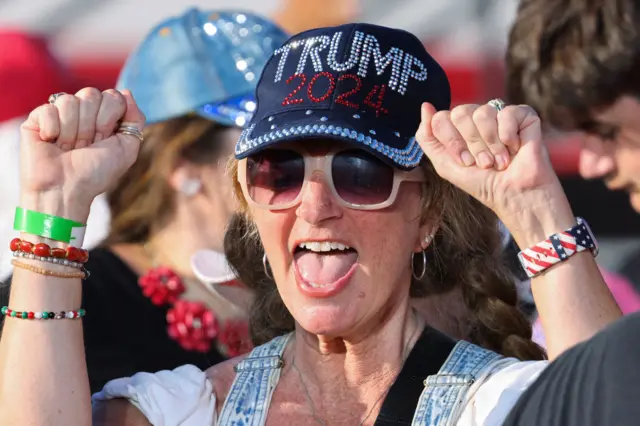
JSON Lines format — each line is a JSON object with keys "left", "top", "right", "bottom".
{"left": 415, "top": 101, "right": 574, "bottom": 247}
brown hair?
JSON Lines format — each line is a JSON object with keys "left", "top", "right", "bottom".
{"left": 223, "top": 159, "right": 546, "bottom": 361}
{"left": 505, "top": 0, "right": 640, "bottom": 134}
{"left": 104, "top": 115, "right": 229, "bottom": 245}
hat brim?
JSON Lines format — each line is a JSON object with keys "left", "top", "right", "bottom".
{"left": 235, "top": 109, "right": 424, "bottom": 170}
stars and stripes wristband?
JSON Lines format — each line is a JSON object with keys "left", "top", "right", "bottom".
{"left": 517, "top": 217, "right": 599, "bottom": 278}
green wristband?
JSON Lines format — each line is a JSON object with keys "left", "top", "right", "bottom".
{"left": 13, "top": 207, "right": 86, "bottom": 245}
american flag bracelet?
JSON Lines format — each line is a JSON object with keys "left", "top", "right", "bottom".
{"left": 517, "top": 217, "right": 599, "bottom": 278}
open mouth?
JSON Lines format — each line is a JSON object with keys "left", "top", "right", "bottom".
{"left": 293, "top": 241, "right": 359, "bottom": 293}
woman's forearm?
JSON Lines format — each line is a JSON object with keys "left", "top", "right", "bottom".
{"left": 505, "top": 192, "right": 622, "bottom": 360}
{"left": 0, "top": 267, "right": 91, "bottom": 425}
{"left": 0, "top": 195, "right": 92, "bottom": 425}
{"left": 0, "top": 87, "right": 145, "bottom": 425}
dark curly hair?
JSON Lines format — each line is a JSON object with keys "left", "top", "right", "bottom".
{"left": 224, "top": 159, "right": 546, "bottom": 361}
{"left": 505, "top": 0, "right": 640, "bottom": 135}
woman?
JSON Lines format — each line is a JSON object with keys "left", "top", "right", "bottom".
{"left": 0, "top": 23, "right": 628, "bottom": 425}
{"left": 3, "top": 9, "right": 288, "bottom": 393}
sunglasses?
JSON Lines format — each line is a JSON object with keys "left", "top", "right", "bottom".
{"left": 238, "top": 148, "right": 425, "bottom": 210}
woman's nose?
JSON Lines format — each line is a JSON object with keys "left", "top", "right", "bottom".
{"left": 296, "top": 172, "right": 342, "bottom": 224}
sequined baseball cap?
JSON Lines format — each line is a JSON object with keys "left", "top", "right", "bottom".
{"left": 117, "top": 9, "right": 289, "bottom": 126}
{"left": 234, "top": 23, "right": 451, "bottom": 169}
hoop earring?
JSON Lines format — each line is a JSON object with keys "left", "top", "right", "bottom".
{"left": 411, "top": 250, "right": 427, "bottom": 280}
{"left": 263, "top": 254, "right": 273, "bottom": 280}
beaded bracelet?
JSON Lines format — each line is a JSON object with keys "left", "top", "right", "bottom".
{"left": 10, "top": 238, "right": 89, "bottom": 263}
{"left": 13, "top": 250, "right": 84, "bottom": 269}
{"left": 1, "top": 306, "right": 86, "bottom": 320}
{"left": 11, "top": 259, "right": 89, "bottom": 280}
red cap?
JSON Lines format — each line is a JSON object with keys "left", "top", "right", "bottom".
{"left": 0, "top": 30, "right": 73, "bottom": 123}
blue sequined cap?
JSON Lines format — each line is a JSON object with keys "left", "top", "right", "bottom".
{"left": 116, "top": 9, "right": 289, "bottom": 126}
{"left": 234, "top": 23, "right": 451, "bottom": 170}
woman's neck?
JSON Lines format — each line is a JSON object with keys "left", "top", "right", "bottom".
{"left": 147, "top": 227, "right": 206, "bottom": 280}
{"left": 110, "top": 214, "right": 224, "bottom": 281}
{"left": 146, "top": 203, "right": 226, "bottom": 279}
{"left": 291, "top": 303, "right": 423, "bottom": 394}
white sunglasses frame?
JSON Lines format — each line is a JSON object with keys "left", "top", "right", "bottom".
{"left": 238, "top": 148, "right": 425, "bottom": 211}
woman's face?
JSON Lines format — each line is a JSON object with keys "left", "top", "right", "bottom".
{"left": 248, "top": 140, "right": 430, "bottom": 337}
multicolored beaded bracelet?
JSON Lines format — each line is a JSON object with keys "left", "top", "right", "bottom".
{"left": 1, "top": 306, "right": 86, "bottom": 320}
{"left": 9, "top": 238, "right": 89, "bottom": 264}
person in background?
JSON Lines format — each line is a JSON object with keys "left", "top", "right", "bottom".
{"left": 496, "top": 0, "right": 640, "bottom": 424}
{"left": 506, "top": 0, "right": 640, "bottom": 214}
{"left": 0, "top": 30, "right": 110, "bottom": 283}
{"left": 4, "top": 9, "right": 288, "bottom": 394}
{"left": 504, "top": 0, "right": 640, "bottom": 344}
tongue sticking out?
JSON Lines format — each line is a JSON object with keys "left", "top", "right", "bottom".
{"left": 294, "top": 251, "right": 358, "bottom": 285}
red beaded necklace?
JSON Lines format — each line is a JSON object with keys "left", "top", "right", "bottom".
{"left": 138, "top": 247, "right": 252, "bottom": 357}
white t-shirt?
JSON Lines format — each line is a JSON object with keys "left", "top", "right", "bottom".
{"left": 93, "top": 359, "right": 547, "bottom": 426}
{"left": 0, "top": 118, "right": 111, "bottom": 282}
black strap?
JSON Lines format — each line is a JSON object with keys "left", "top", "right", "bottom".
{"left": 373, "top": 326, "right": 457, "bottom": 425}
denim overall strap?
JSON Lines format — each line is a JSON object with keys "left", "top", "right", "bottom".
{"left": 411, "top": 341, "right": 504, "bottom": 426}
{"left": 218, "top": 333, "right": 292, "bottom": 426}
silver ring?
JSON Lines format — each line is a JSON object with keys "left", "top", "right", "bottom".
{"left": 48, "top": 92, "right": 67, "bottom": 104}
{"left": 488, "top": 98, "right": 506, "bottom": 112}
{"left": 117, "top": 125, "right": 144, "bottom": 143}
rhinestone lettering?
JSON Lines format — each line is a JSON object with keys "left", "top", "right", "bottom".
{"left": 335, "top": 74, "right": 362, "bottom": 108}
{"left": 398, "top": 53, "right": 428, "bottom": 95}
{"left": 364, "top": 84, "right": 389, "bottom": 117}
{"left": 358, "top": 34, "right": 404, "bottom": 91}
{"left": 296, "top": 36, "right": 331, "bottom": 75}
{"left": 327, "top": 31, "right": 365, "bottom": 72}
{"left": 273, "top": 44, "right": 292, "bottom": 83}
{"left": 275, "top": 31, "right": 428, "bottom": 95}
{"left": 307, "top": 72, "right": 336, "bottom": 103}
{"left": 282, "top": 74, "right": 307, "bottom": 106}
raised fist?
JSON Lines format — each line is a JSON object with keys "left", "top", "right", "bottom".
{"left": 415, "top": 101, "right": 565, "bottom": 223}
{"left": 20, "top": 88, "right": 145, "bottom": 221}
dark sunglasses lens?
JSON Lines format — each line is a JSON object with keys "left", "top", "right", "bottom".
{"left": 332, "top": 150, "right": 394, "bottom": 206}
{"left": 246, "top": 150, "right": 305, "bottom": 206}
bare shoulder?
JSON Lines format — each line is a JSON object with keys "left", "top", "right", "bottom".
{"left": 206, "top": 353, "right": 249, "bottom": 404}
{"left": 93, "top": 398, "right": 151, "bottom": 426}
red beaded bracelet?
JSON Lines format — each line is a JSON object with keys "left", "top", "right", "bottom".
{"left": 1, "top": 306, "right": 86, "bottom": 320}
{"left": 9, "top": 238, "right": 89, "bottom": 263}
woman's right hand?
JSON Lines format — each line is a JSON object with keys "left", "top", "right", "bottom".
{"left": 415, "top": 102, "right": 574, "bottom": 248}
{"left": 19, "top": 88, "right": 145, "bottom": 222}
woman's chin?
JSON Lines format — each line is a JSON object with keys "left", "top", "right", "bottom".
{"left": 294, "top": 304, "right": 361, "bottom": 337}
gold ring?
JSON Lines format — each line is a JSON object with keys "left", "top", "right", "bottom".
{"left": 48, "top": 92, "right": 67, "bottom": 104}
